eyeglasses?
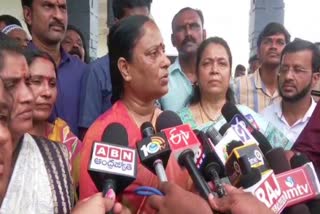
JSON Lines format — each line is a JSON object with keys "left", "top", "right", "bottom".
{"left": 278, "top": 66, "right": 312, "bottom": 76}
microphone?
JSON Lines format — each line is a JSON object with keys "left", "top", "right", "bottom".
{"left": 155, "top": 111, "right": 212, "bottom": 199}
{"left": 225, "top": 142, "right": 270, "bottom": 185}
{"left": 290, "top": 153, "right": 320, "bottom": 214}
{"left": 88, "top": 123, "right": 137, "bottom": 197}
{"left": 221, "top": 102, "right": 272, "bottom": 154}
{"left": 243, "top": 169, "right": 287, "bottom": 213}
{"left": 206, "top": 125, "right": 223, "bottom": 145}
{"left": 136, "top": 122, "right": 171, "bottom": 182}
{"left": 265, "top": 148, "right": 311, "bottom": 213}
{"left": 197, "top": 130, "right": 226, "bottom": 197}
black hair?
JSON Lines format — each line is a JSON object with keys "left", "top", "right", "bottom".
{"left": 0, "top": 14, "right": 22, "bottom": 27}
{"left": 108, "top": 15, "right": 151, "bottom": 104}
{"left": 66, "top": 25, "right": 89, "bottom": 63}
{"left": 171, "top": 7, "right": 204, "bottom": 32}
{"left": 191, "top": 37, "right": 235, "bottom": 104}
{"left": 112, "top": 0, "right": 152, "bottom": 19}
{"left": 257, "top": 22, "right": 290, "bottom": 48}
{"left": 21, "top": 0, "right": 34, "bottom": 33}
{"left": 24, "top": 49, "right": 57, "bottom": 75}
{"left": 281, "top": 38, "right": 320, "bottom": 73}
{"left": 248, "top": 54, "right": 258, "bottom": 63}
{"left": 0, "top": 36, "right": 24, "bottom": 72}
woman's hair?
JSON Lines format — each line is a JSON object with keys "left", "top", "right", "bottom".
{"left": 108, "top": 15, "right": 152, "bottom": 104}
{"left": 191, "top": 36, "right": 235, "bottom": 104}
{"left": 24, "top": 49, "right": 57, "bottom": 75}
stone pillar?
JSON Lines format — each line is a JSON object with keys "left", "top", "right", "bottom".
{"left": 248, "top": 0, "right": 285, "bottom": 57}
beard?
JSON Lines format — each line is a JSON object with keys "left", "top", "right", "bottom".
{"left": 279, "top": 80, "right": 312, "bottom": 103}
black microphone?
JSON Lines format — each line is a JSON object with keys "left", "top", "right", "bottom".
{"left": 206, "top": 125, "right": 223, "bottom": 145}
{"left": 88, "top": 123, "right": 137, "bottom": 197}
{"left": 221, "top": 102, "right": 272, "bottom": 154}
{"left": 136, "top": 121, "right": 171, "bottom": 182}
{"left": 219, "top": 123, "right": 230, "bottom": 136}
{"left": 290, "top": 153, "right": 319, "bottom": 214}
{"left": 155, "top": 111, "right": 212, "bottom": 199}
{"left": 197, "top": 130, "right": 226, "bottom": 197}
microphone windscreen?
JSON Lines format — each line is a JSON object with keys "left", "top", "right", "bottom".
{"left": 219, "top": 123, "right": 230, "bottom": 136}
{"left": 226, "top": 140, "right": 244, "bottom": 156}
{"left": 265, "top": 147, "right": 291, "bottom": 174}
{"left": 206, "top": 125, "right": 223, "bottom": 145}
{"left": 155, "top": 110, "right": 183, "bottom": 131}
{"left": 238, "top": 167, "right": 261, "bottom": 188}
{"left": 140, "top": 121, "right": 155, "bottom": 137}
{"left": 251, "top": 130, "right": 273, "bottom": 154}
{"left": 102, "top": 122, "right": 129, "bottom": 147}
{"left": 290, "top": 153, "right": 310, "bottom": 168}
{"left": 221, "top": 102, "right": 239, "bottom": 122}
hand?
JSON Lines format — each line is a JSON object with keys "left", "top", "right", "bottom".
{"left": 147, "top": 182, "right": 212, "bottom": 214}
{"left": 208, "top": 184, "right": 273, "bottom": 214}
{"left": 72, "top": 192, "right": 131, "bottom": 214}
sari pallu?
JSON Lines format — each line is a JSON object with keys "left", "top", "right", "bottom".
{"left": 0, "top": 134, "right": 73, "bottom": 214}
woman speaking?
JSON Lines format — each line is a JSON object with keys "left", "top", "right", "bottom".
{"left": 79, "top": 15, "right": 192, "bottom": 213}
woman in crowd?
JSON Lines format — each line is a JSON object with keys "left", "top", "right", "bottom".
{"left": 80, "top": 15, "right": 192, "bottom": 213}
{"left": 178, "top": 37, "right": 290, "bottom": 149}
{"left": 25, "top": 50, "right": 83, "bottom": 189}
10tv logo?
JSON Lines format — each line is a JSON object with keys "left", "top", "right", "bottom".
{"left": 140, "top": 136, "right": 167, "bottom": 157}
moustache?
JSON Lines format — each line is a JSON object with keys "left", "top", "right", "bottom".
{"left": 182, "top": 36, "right": 196, "bottom": 46}
{"left": 49, "top": 21, "right": 65, "bottom": 30}
{"left": 69, "top": 47, "right": 82, "bottom": 58}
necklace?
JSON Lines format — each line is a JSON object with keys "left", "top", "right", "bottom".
{"left": 198, "top": 102, "right": 221, "bottom": 123}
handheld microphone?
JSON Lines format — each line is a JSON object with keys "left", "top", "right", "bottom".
{"left": 155, "top": 111, "right": 212, "bottom": 199}
{"left": 88, "top": 123, "right": 137, "bottom": 197}
{"left": 197, "top": 130, "right": 226, "bottom": 197}
{"left": 243, "top": 169, "right": 287, "bottom": 213}
{"left": 206, "top": 125, "right": 223, "bottom": 145}
{"left": 290, "top": 153, "right": 320, "bottom": 214}
{"left": 221, "top": 102, "right": 272, "bottom": 154}
{"left": 136, "top": 122, "right": 171, "bottom": 182}
{"left": 265, "top": 148, "right": 311, "bottom": 213}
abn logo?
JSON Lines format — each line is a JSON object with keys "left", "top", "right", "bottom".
{"left": 285, "top": 176, "right": 295, "bottom": 188}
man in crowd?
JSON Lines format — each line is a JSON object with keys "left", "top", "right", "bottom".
{"left": 78, "top": 0, "right": 152, "bottom": 139}
{"left": 234, "top": 64, "right": 246, "bottom": 78}
{"left": 61, "top": 25, "right": 88, "bottom": 63}
{"left": 0, "top": 14, "right": 22, "bottom": 31}
{"left": 21, "top": 0, "right": 86, "bottom": 136}
{"left": 234, "top": 22, "right": 290, "bottom": 112}
{"left": 159, "top": 7, "right": 206, "bottom": 112}
{"left": 262, "top": 39, "right": 319, "bottom": 146}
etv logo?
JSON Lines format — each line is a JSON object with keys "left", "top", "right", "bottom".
{"left": 285, "top": 176, "right": 295, "bottom": 188}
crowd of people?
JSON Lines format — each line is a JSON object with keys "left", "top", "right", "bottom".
{"left": 0, "top": 0, "right": 319, "bottom": 213}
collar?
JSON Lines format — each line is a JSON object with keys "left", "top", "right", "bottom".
{"left": 277, "top": 97, "right": 317, "bottom": 124}
{"left": 253, "top": 69, "right": 264, "bottom": 89}
{"left": 169, "top": 57, "right": 183, "bottom": 74}
{"left": 27, "top": 41, "right": 71, "bottom": 66}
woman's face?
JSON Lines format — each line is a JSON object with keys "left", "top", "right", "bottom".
{"left": 125, "top": 21, "right": 171, "bottom": 100}
{"left": 0, "top": 80, "right": 13, "bottom": 204}
{"left": 197, "top": 43, "right": 231, "bottom": 98}
{"left": 29, "top": 57, "right": 57, "bottom": 121}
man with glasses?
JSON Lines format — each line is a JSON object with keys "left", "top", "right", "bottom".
{"left": 234, "top": 22, "right": 290, "bottom": 113}
{"left": 159, "top": 7, "right": 206, "bottom": 112}
{"left": 262, "top": 39, "right": 320, "bottom": 146}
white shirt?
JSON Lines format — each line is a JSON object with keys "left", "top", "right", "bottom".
{"left": 261, "top": 98, "right": 317, "bottom": 145}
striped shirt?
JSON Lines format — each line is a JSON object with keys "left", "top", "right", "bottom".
{"left": 233, "top": 69, "right": 280, "bottom": 113}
